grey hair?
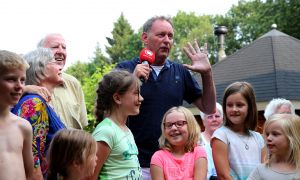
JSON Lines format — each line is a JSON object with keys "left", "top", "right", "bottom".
{"left": 143, "top": 15, "right": 173, "bottom": 33}
{"left": 264, "top": 98, "right": 296, "bottom": 120}
{"left": 37, "top": 33, "right": 62, "bottom": 47}
{"left": 200, "top": 102, "right": 223, "bottom": 120}
{"left": 37, "top": 38, "right": 45, "bottom": 48}
{"left": 23, "top": 48, "right": 54, "bottom": 85}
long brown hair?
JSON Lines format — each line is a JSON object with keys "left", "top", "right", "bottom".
{"left": 222, "top": 82, "right": 258, "bottom": 133}
{"left": 47, "top": 129, "right": 97, "bottom": 180}
{"left": 94, "top": 69, "right": 141, "bottom": 124}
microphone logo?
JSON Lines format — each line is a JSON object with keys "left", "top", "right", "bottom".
{"left": 140, "top": 48, "right": 155, "bottom": 65}
{"left": 139, "top": 48, "right": 155, "bottom": 82}
{"left": 145, "top": 49, "right": 153, "bottom": 56}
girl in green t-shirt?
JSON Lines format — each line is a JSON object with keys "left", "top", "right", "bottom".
{"left": 89, "top": 69, "right": 143, "bottom": 180}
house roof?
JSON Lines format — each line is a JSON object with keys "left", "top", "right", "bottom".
{"left": 212, "top": 28, "right": 300, "bottom": 103}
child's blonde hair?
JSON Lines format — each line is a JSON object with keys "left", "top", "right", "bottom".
{"left": 47, "top": 129, "right": 97, "bottom": 180}
{"left": 264, "top": 114, "right": 300, "bottom": 170}
{"left": 158, "top": 106, "right": 200, "bottom": 152}
{"left": 0, "top": 50, "right": 29, "bottom": 72}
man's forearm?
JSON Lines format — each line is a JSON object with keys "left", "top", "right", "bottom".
{"left": 193, "top": 69, "right": 216, "bottom": 114}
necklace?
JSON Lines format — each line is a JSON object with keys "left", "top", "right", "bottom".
{"left": 237, "top": 133, "right": 250, "bottom": 150}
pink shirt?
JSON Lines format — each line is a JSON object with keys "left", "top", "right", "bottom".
{"left": 151, "top": 146, "right": 207, "bottom": 180}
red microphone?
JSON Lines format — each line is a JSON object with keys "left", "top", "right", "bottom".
{"left": 140, "top": 48, "right": 155, "bottom": 65}
{"left": 139, "top": 48, "right": 155, "bottom": 82}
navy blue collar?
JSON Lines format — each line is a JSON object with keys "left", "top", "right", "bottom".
{"left": 137, "top": 57, "right": 173, "bottom": 68}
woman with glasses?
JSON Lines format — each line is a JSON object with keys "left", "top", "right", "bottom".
{"left": 11, "top": 48, "right": 65, "bottom": 179}
{"left": 150, "top": 106, "right": 207, "bottom": 180}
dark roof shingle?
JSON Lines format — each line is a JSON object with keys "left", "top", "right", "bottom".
{"left": 212, "top": 29, "right": 300, "bottom": 103}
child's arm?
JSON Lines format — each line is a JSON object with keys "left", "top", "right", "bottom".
{"left": 150, "top": 164, "right": 164, "bottom": 180}
{"left": 194, "top": 157, "right": 207, "bottom": 180}
{"left": 87, "top": 141, "right": 111, "bottom": 180}
{"left": 21, "top": 120, "right": 34, "bottom": 180}
{"left": 211, "top": 138, "right": 233, "bottom": 180}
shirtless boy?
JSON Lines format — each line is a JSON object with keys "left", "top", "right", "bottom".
{"left": 0, "top": 50, "right": 34, "bottom": 180}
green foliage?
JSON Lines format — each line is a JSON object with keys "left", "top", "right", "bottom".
{"left": 213, "top": 0, "right": 300, "bottom": 55}
{"left": 65, "top": 43, "right": 110, "bottom": 81}
{"left": 66, "top": 42, "right": 113, "bottom": 133}
{"left": 125, "top": 32, "right": 143, "bottom": 59}
{"left": 65, "top": 61, "right": 89, "bottom": 85}
{"left": 87, "top": 43, "right": 111, "bottom": 75}
{"left": 213, "top": 0, "right": 264, "bottom": 55}
{"left": 106, "top": 13, "right": 142, "bottom": 63}
{"left": 83, "top": 64, "right": 115, "bottom": 133}
{"left": 171, "top": 11, "right": 215, "bottom": 64}
{"left": 263, "top": 0, "right": 300, "bottom": 39}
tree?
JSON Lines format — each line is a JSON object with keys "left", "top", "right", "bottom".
{"left": 65, "top": 43, "right": 113, "bottom": 132}
{"left": 65, "top": 61, "right": 88, "bottom": 85}
{"left": 87, "top": 42, "right": 110, "bottom": 75}
{"left": 264, "top": 0, "right": 300, "bottom": 39}
{"left": 213, "top": 0, "right": 265, "bottom": 55}
{"left": 65, "top": 43, "right": 110, "bottom": 83}
{"left": 213, "top": 0, "right": 300, "bottom": 55}
{"left": 171, "top": 11, "right": 215, "bottom": 64}
{"left": 106, "top": 13, "right": 142, "bottom": 63}
{"left": 83, "top": 64, "right": 115, "bottom": 132}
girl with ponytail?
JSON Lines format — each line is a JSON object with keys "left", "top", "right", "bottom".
{"left": 88, "top": 69, "right": 143, "bottom": 180}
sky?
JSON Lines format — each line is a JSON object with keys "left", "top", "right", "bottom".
{"left": 0, "top": 0, "right": 240, "bottom": 68}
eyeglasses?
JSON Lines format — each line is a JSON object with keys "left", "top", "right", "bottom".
{"left": 164, "top": 121, "right": 187, "bottom": 129}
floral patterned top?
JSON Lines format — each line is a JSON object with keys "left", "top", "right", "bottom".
{"left": 11, "top": 93, "right": 65, "bottom": 177}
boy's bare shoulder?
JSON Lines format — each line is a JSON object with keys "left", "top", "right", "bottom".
{"left": 10, "top": 113, "right": 32, "bottom": 133}
{"left": 0, "top": 114, "right": 30, "bottom": 180}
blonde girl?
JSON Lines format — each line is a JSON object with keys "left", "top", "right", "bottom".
{"left": 150, "top": 106, "right": 207, "bottom": 180}
{"left": 248, "top": 114, "right": 300, "bottom": 179}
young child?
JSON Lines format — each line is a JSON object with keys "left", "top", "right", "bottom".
{"left": 248, "top": 114, "right": 300, "bottom": 179}
{"left": 211, "top": 81, "right": 266, "bottom": 180}
{"left": 47, "top": 129, "right": 97, "bottom": 180}
{"left": 0, "top": 50, "right": 34, "bottom": 179}
{"left": 150, "top": 106, "right": 207, "bottom": 180}
{"left": 88, "top": 69, "right": 143, "bottom": 180}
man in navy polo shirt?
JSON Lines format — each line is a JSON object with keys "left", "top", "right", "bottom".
{"left": 116, "top": 15, "right": 216, "bottom": 179}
